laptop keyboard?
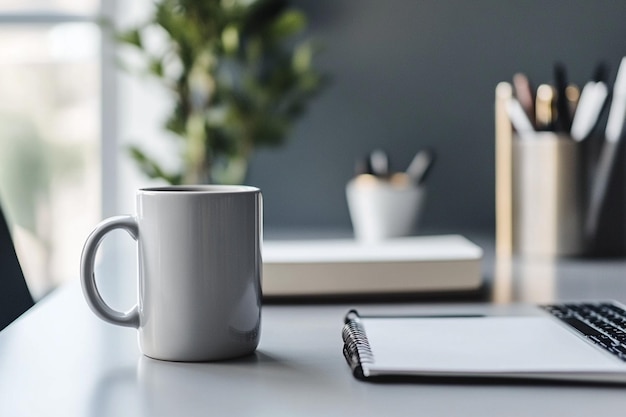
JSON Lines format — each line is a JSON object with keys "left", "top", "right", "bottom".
{"left": 542, "top": 302, "right": 626, "bottom": 361}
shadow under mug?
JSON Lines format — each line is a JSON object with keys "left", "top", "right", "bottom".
{"left": 80, "top": 185, "right": 263, "bottom": 362}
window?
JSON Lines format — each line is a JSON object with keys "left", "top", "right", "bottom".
{"left": 0, "top": 3, "right": 102, "bottom": 299}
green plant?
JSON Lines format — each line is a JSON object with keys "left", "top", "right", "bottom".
{"left": 118, "top": 0, "right": 326, "bottom": 184}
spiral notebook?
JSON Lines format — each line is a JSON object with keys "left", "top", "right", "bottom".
{"left": 342, "top": 304, "right": 626, "bottom": 384}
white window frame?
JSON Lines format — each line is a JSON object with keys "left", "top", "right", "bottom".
{"left": 0, "top": 3, "right": 118, "bottom": 219}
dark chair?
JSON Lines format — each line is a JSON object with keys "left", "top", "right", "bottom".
{"left": 0, "top": 200, "right": 34, "bottom": 331}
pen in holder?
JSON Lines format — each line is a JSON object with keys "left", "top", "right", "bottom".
{"left": 346, "top": 173, "right": 425, "bottom": 242}
{"left": 497, "top": 60, "right": 626, "bottom": 257}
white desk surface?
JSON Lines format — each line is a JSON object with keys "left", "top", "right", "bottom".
{"left": 3, "top": 239, "right": 626, "bottom": 416}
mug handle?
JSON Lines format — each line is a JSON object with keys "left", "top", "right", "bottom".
{"left": 80, "top": 215, "right": 140, "bottom": 328}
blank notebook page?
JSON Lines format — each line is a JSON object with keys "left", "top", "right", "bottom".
{"left": 361, "top": 317, "right": 621, "bottom": 375}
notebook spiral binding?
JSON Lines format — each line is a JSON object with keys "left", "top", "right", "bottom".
{"left": 342, "top": 310, "right": 374, "bottom": 379}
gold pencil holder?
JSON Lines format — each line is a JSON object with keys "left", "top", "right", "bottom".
{"left": 511, "top": 133, "right": 586, "bottom": 257}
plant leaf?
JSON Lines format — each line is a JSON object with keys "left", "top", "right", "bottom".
{"left": 116, "top": 28, "right": 143, "bottom": 48}
{"left": 128, "top": 145, "right": 182, "bottom": 185}
{"left": 269, "top": 10, "right": 306, "bottom": 39}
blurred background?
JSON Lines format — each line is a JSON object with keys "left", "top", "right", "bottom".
{"left": 1, "top": 0, "right": 626, "bottom": 298}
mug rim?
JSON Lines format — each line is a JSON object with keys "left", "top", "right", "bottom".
{"left": 139, "top": 185, "right": 260, "bottom": 194}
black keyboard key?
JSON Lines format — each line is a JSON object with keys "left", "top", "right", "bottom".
{"left": 609, "top": 345, "right": 626, "bottom": 355}
{"left": 560, "top": 316, "right": 603, "bottom": 337}
{"left": 602, "top": 304, "right": 626, "bottom": 318}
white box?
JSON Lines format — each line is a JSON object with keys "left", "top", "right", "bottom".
{"left": 262, "top": 235, "right": 483, "bottom": 297}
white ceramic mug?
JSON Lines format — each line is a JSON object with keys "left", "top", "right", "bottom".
{"left": 80, "top": 185, "right": 263, "bottom": 362}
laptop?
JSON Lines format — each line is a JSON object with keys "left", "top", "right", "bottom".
{"left": 342, "top": 301, "right": 626, "bottom": 383}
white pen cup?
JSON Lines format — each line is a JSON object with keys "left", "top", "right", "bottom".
{"left": 346, "top": 174, "right": 425, "bottom": 242}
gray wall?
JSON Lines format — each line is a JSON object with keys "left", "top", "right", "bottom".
{"left": 247, "top": 0, "right": 626, "bottom": 233}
